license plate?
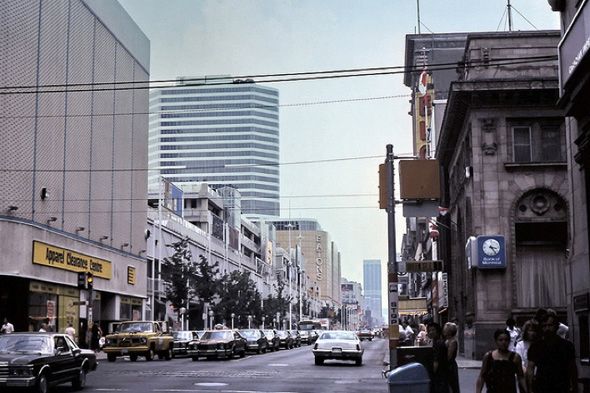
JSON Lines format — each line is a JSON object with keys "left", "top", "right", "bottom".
{"left": 332, "top": 348, "right": 342, "bottom": 353}
{"left": 121, "top": 349, "right": 128, "bottom": 354}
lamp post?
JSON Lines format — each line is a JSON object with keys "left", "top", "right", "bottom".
{"left": 273, "top": 318, "right": 277, "bottom": 329}
{"left": 179, "top": 307, "right": 187, "bottom": 330}
{"left": 248, "top": 315, "right": 252, "bottom": 329}
{"left": 286, "top": 223, "right": 293, "bottom": 331}
{"left": 231, "top": 313, "right": 235, "bottom": 330}
{"left": 262, "top": 316, "right": 265, "bottom": 330}
{"left": 208, "top": 310, "right": 214, "bottom": 330}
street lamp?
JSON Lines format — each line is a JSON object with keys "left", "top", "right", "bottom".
{"left": 262, "top": 316, "right": 266, "bottom": 330}
{"left": 179, "top": 307, "right": 187, "bottom": 331}
{"left": 231, "top": 313, "right": 235, "bottom": 330}
{"left": 273, "top": 318, "right": 277, "bottom": 329}
{"left": 208, "top": 310, "right": 214, "bottom": 330}
{"left": 248, "top": 315, "right": 252, "bottom": 329}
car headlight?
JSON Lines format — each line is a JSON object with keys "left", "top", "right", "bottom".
{"left": 139, "top": 338, "right": 147, "bottom": 344}
{"left": 9, "top": 366, "right": 33, "bottom": 377}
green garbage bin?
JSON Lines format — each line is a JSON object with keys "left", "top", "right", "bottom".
{"left": 387, "top": 362, "right": 430, "bottom": 393}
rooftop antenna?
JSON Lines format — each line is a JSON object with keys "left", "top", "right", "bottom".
{"left": 507, "top": 0, "right": 513, "bottom": 31}
{"left": 416, "top": 0, "right": 421, "bottom": 34}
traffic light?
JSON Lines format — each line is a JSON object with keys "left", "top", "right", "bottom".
{"left": 77, "top": 272, "right": 87, "bottom": 289}
{"left": 86, "top": 272, "right": 94, "bottom": 290}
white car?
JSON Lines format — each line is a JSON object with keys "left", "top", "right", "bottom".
{"left": 312, "top": 330, "right": 364, "bottom": 366}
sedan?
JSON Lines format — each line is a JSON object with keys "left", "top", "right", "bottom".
{"left": 262, "top": 329, "right": 280, "bottom": 352}
{"left": 288, "top": 330, "right": 302, "bottom": 347}
{"left": 196, "top": 330, "right": 246, "bottom": 360}
{"left": 0, "top": 332, "right": 97, "bottom": 392}
{"left": 356, "top": 329, "right": 374, "bottom": 341}
{"left": 238, "top": 329, "right": 269, "bottom": 354}
{"left": 172, "top": 330, "right": 199, "bottom": 358}
{"left": 276, "top": 330, "right": 294, "bottom": 349}
{"left": 312, "top": 330, "right": 364, "bottom": 366}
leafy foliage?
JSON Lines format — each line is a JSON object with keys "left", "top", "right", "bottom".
{"left": 161, "top": 238, "right": 198, "bottom": 311}
{"left": 212, "top": 270, "right": 262, "bottom": 328}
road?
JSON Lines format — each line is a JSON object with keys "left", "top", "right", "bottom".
{"left": 47, "top": 338, "right": 481, "bottom": 393}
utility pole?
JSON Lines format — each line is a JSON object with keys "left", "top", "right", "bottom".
{"left": 383, "top": 144, "right": 399, "bottom": 369}
{"left": 507, "top": 0, "right": 513, "bottom": 31}
{"left": 416, "top": 0, "right": 421, "bottom": 34}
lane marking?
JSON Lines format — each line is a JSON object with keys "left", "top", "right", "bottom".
{"left": 194, "top": 383, "right": 228, "bottom": 387}
{"left": 267, "top": 363, "right": 289, "bottom": 367}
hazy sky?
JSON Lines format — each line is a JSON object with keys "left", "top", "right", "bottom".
{"left": 118, "top": 0, "right": 560, "bottom": 309}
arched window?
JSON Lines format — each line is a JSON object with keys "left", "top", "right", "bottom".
{"left": 514, "top": 189, "right": 567, "bottom": 308}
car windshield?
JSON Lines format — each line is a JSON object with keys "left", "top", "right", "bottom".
{"left": 173, "top": 331, "right": 192, "bottom": 340}
{"left": 277, "top": 331, "right": 288, "bottom": 338}
{"left": 240, "top": 330, "right": 259, "bottom": 338}
{"left": 0, "top": 335, "right": 53, "bottom": 354}
{"left": 320, "top": 331, "right": 357, "bottom": 340}
{"left": 118, "top": 322, "right": 153, "bottom": 333}
{"left": 201, "top": 331, "right": 232, "bottom": 340}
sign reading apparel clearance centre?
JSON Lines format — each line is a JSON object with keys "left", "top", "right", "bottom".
{"left": 32, "top": 241, "right": 112, "bottom": 280}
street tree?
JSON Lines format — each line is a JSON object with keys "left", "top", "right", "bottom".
{"left": 161, "top": 237, "right": 198, "bottom": 317}
{"left": 212, "top": 270, "right": 262, "bottom": 328}
{"left": 193, "top": 254, "right": 221, "bottom": 318}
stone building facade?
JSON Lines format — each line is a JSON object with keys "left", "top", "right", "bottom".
{"left": 436, "top": 31, "right": 567, "bottom": 359}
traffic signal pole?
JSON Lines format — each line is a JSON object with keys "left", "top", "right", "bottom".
{"left": 385, "top": 144, "right": 399, "bottom": 370}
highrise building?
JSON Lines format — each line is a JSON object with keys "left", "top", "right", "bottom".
{"left": 363, "top": 259, "right": 383, "bottom": 327}
{"left": 148, "top": 77, "right": 280, "bottom": 218}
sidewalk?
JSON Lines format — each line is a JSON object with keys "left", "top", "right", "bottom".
{"left": 382, "top": 349, "right": 481, "bottom": 370}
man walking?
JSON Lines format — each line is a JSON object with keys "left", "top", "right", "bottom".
{"left": 1, "top": 318, "right": 14, "bottom": 334}
{"left": 526, "top": 314, "right": 578, "bottom": 393}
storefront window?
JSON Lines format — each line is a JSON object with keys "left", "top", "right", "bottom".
{"left": 28, "top": 292, "right": 58, "bottom": 332}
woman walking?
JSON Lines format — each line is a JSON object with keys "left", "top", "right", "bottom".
{"left": 444, "top": 322, "right": 460, "bottom": 393}
{"left": 476, "top": 329, "right": 526, "bottom": 393}
{"left": 515, "top": 320, "right": 539, "bottom": 373}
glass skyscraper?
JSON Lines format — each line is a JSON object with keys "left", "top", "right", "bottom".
{"left": 363, "top": 259, "right": 383, "bottom": 326}
{"left": 149, "top": 76, "right": 280, "bottom": 218}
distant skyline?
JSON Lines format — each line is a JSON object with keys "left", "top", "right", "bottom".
{"left": 119, "top": 0, "right": 560, "bottom": 302}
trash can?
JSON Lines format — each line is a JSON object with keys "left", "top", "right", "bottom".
{"left": 387, "top": 362, "right": 430, "bottom": 393}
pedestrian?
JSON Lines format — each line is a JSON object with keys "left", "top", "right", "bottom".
{"left": 416, "top": 323, "right": 430, "bottom": 346}
{"left": 427, "top": 322, "right": 450, "bottom": 393}
{"left": 506, "top": 317, "right": 521, "bottom": 350}
{"left": 65, "top": 322, "right": 76, "bottom": 340}
{"left": 1, "top": 318, "right": 14, "bottom": 334}
{"left": 90, "top": 322, "right": 101, "bottom": 352}
{"left": 402, "top": 321, "right": 414, "bottom": 345}
{"left": 547, "top": 308, "right": 569, "bottom": 340}
{"left": 38, "top": 322, "right": 47, "bottom": 332}
{"left": 514, "top": 319, "right": 539, "bottom": 373}
{"left": 475, "top": 329, "right": 526, "bottom": 393}
{"left": 443, "top": 322, "right": 460, "bottom": 393}
{"left": 526, "top": 313, "right": 578, "bottom": 393}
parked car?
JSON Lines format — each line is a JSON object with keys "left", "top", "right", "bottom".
{"left": 313, "top": 330, "right": 364, "bottom": 366}
{"left": 276, "top": 330, "right": 294, "bottom": 349}
{"left": 299, "top": 330, "right": 313, "bottom": 345}
{"left": 172, "top": 330, "right": 199, "bottom": 358}
{"left": 238, "top": 329, "right": 269, "bottom": 354}
{"left": 262, "top": 329, "right": 280, "bottom": 352}
{"left": 196, "top": 330, "right": 246, "bottom": 360}
{"left": 356, "top": 329, "right": 374, "bottom": 341}
{"left": 287, "top": 330, "right": 302, "bottom": 347}
{"left": 0, "top": 332, "right": 98, "bottom": 392}
{"left": 311, "top": 330, "right": 321, "bottom": 343}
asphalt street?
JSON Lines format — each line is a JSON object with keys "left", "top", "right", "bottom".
{"left": 45, "top": 338, "right": 482, "bottom": 393}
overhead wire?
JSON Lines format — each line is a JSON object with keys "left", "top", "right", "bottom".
{"left": 0, "top": 54, "right": 558, "bottom": 96}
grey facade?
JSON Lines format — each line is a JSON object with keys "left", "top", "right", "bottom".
{"left": 549, "top": 0, "right": 590, "bottom": 381}
{"left": 148, "top": 78, "right": 280, "bottom": 219}
{"left": 0, "top": 0, "right": 149, "bottom": 336}
{"left": 436, "top": 31, "right": 566, "bottom": 359}
{"left": 363, "top": 259, "right": 383, "bottom": 327}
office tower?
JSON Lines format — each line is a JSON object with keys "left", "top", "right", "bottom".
{"left": 149, "top": 77, "right": 280, "bottom": 218}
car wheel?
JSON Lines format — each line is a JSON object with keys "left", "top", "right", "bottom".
{"left": 355, "top": 357, "right": 363, "bottom": 366}
{"left": 145, "top": 347, "right": 155, "bottom": 361}
{"left": 164, "top": 347, "right": 173, "bottom": 360}
{"left": 107, "top": 354, "right": 117, "bottom": 362}
{"left": 36, "top": 373, "right": 49, "bottom": 393}
{"left": 130, "top": 354, "right": 138, "bottom": 362}
{"left": 314, "top": 357, "right": 324, "bottom": 366}
{"left": 72, "top": 367, "right": 87, "bottom": 390}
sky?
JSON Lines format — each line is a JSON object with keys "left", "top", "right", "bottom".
{"left": 118, "top": 0, "right": 560, "bottom": 313}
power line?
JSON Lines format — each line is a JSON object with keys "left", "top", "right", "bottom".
{"left": 0, "top": 193, "right": 379, "bottom": 203}
{"left": 0, "top": 94, "right": 412, "bottom": 120}
{"left": 0, "top": 55, "right": 558, "bottom": 96}
{"left": 0, "top": 153, "right": 407, "bottom": 173}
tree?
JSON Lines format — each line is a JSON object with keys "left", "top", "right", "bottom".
{"left": 212, "top": 270, "right": 262, "bottom": 328}
{"left": 161, "top": 238, "right": 199, "bottom": 315}
{"left": 193, "top": 254, "right": 221, "bottom": 313}
{"left": 262, "top": 273, "right": 291, "bottom": 328}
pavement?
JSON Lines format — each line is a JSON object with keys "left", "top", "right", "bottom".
{"left": 381, "top": 348, "right": 481, "bottom": 370}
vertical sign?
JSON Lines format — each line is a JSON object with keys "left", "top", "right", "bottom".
{"left": 388, "top": 273, "right": 399, "bottom": 344}
{"left": 127, "top": 266, "right": 136, "bottom": 285}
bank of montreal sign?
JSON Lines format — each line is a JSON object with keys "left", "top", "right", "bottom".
{"left": 466, "top": 235, "right": 507, "bottom": 269}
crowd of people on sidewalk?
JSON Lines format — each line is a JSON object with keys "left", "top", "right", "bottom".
{"left": 476, "top": 308, "right": 578, "bottom": 393}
